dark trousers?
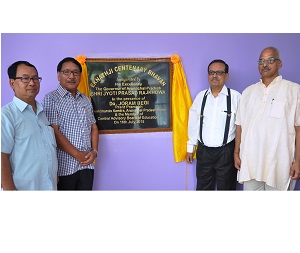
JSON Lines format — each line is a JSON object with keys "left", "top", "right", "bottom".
{"left": 57, "top": 169, "right": 94, "bottom": 190}
{"left": 196, "top": 140, "right": 237, "bottom": 190}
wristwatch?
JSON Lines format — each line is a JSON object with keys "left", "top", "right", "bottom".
{"left": 92, "top": 149, "right": 98, "bottom": 157}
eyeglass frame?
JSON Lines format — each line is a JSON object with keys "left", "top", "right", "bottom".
{"left": 257, "top": 57, "right": 281, "bottom": 65}
{"left": 60, "top": 69, "right": 81, "bottom": 76}
{"left": 208, "top": 70, "right": 226, "bottom": 76}
{"left": 14, "top": 76, "right": 42, "bottom": 83}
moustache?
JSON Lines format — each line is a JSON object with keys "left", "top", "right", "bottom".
{"left": 262, "top": 67, "right": 271, "bottom": 71}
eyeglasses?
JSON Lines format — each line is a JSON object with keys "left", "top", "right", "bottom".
{"left": 14, "top": 77, "right": 42, "bottom": 83}
{"left": 258, "top": 57, "right": 280, "bottom": 65}
{"left": 60, "top": 69, "right": 81, "bottom": 76}
{"left": 208, "top": 70, "right": 226, "bottom": 76}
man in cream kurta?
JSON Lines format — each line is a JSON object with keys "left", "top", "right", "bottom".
{"left": 234, "top": 47, "right": 300, "bottom": 191}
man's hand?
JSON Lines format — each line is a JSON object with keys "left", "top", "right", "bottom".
{"left": 186, "top": 153, "right": 193, "bottom": 164}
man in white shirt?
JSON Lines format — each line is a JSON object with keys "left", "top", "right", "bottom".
{"left": 186, "top": 59, "right": 241, "bottom": 190}
{"left": 234, "top": 46, "right": 300, "bottom": 191}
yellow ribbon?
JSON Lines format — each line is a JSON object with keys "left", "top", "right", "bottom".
{"left": 75, "top": 55, "right": 90, "bottom": 100}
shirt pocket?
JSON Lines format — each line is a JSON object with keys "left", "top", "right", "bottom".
{"left": 45, "top": 126, "right": 57, "bottom": 147}
{"left": 269, "top": 100, "right": 285, "bottom": 119}
{"left": 81, "top": 101, "right": 95, "bottom": 125}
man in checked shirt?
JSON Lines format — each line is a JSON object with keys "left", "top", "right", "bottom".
{"left": 42, "top": 57, "right": 99, "bottom": 190}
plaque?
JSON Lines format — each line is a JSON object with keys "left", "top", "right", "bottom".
{"left": 86, "top": 58, "right": 172, "bottom": 134}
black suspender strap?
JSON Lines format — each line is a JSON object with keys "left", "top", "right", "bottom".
{"left": 199, "top": 88, "right": 232, "bottom": 147}
{"left": 222, "top": 88, "right": 231, "bottom": 146}
{"left": 199, "top": 90, "right": 209, "bottom": 145}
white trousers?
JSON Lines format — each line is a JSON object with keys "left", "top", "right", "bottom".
{"left": 243, "top": 180, "right": 278, "bottom": 191}
{"left": 243, "top": 179, "right": 295, "bottom": 191}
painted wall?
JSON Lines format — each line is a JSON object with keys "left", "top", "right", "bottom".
{"left": 1, "top": 33, "right": 300, "bottom": 190}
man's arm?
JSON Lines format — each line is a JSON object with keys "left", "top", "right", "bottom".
{"left": 91, "top": 123, "right": 99, "bottom": 154}
{"left": 1, "top": 152, "right": 16, "bottom": 190}
{"left": 234, "top": 125, "right": 242, "bottom": 170}
{"left": 80, "top": 123, "right": 99, "bottom": 166}
{"left": 51, "top": 124, "right": 88, "bottom": 163}
{"left": 290, "top": 126, "right": 300, "bottom": 180}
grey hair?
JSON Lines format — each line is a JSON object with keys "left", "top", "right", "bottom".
{"left": 264, "top": 46, "right": 281, "bottom": 60}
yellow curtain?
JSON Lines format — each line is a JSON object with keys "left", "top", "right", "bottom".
{"left": 75, "top": 55, "right": 90, "bottom": 99}
{"left": 171, "top": 54, "right": 193, "bottom": 162}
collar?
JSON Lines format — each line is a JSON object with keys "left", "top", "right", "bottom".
{"left": 260, "top": 75, "right": 282, "bottom": 87}
{"left": 12, "top": 96, "right": 42, "bottom": 114}
{"left": 57, "top": 84, "right": 81, "bottom": 99}
{"left": 208, "top": 85, "right": 228, "bottom": 96}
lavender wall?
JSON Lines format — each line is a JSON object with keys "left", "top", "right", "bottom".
{"left": 2, "top": 33, "right": 300, "bottom": 190}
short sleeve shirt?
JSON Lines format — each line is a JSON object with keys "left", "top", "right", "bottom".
{"left": 42, "top": 85, "right": 97, "bottom": 176}
{"left": 1, "top": 97, "right": 58, "bottom": 190}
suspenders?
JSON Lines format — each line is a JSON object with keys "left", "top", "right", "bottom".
{"left": 223, "top": 88, "right": 231, "bottom": 145}
{"left": 199, "top": 90, "right": 209, "bottom": 145}
{"left": 199, "top": 88, "right": 231, "bottom": 146}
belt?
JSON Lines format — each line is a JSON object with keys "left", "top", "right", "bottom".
{"left": 198, "top": 139, "right": 235, "bottom": 149}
